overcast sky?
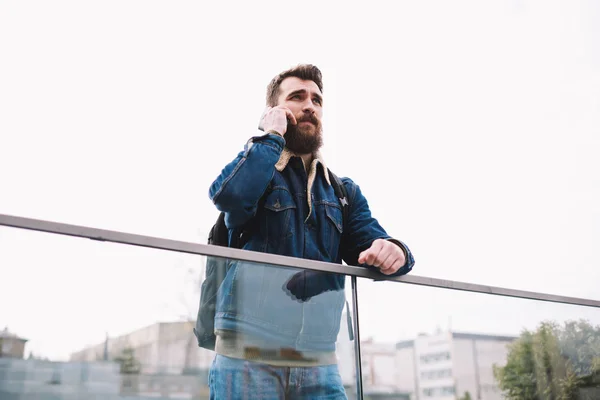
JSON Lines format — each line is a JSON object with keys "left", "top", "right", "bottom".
{"left": 1, "top": 0, "right": 599, "bottom": 361}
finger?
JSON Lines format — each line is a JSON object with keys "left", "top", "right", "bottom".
{"left": 283, "top": 108, "right": 297, "bottom": 125}
{"left": 358, "top": 248, "right": 377, "bottom": 265}
{"left": 258, "top": 107, "right": 270, "bottom": 131}
{"left": 366, "top": 249, "right": 381, "bottom": 266}
{"left": 380, "top": 255, "right": 400, "bottom": 273}
{"left": 380, "top": 257, "right": 403, "bottom": 275}
{"left": 357, "top": 249, "right": 370, "bottom": 264}
{"left": 371, "top": 246, "right": 391, "bottom": 267}
{"left": 377, "top": 250, "right": 395, "bottom": 269}
{"left": 367, "top": 240, "right": 386, "bottom": 265}
{"left": 359, "top": 240, "right": 385, "bottom": 264}
{"left": 365, "top": 248, "right": 381, "bottom": 267}
{"left": 364, "top": 248, "right": 377, "bottom": 265}
{"left": 261, "top": 107, "right": 272, "bottom": 120}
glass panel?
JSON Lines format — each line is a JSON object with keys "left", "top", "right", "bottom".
{"left": 356, "top": 278, "right": 600, "bottom": 400}
{"left": 0, "top": 226, "right": 358, "bottom": 399}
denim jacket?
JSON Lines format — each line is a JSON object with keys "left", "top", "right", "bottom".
{"left": 208, "top": 133, "right": 415, "bottom": 353}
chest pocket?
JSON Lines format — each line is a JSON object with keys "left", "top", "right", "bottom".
{"left": 325, "top": 204, "right": 343, "bottom": 234}
{"left": 263, "top": 188, "right": 296, "bottom": 246}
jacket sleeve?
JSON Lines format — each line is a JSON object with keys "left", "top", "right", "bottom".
{"left": 340, "top": 178, "right": 415, "bottom": 276}
{"left": 209, "top": 133, "right": 285, "bottom": 229}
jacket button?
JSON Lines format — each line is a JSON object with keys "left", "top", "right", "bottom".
{"left": 274, "top": 200, "right": 281, "bottom": 209}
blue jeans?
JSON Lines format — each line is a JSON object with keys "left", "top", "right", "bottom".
{"left": 209, "top": 355, "right": 348, "bottom": 400}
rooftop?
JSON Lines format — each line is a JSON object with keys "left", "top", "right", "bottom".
{"left": 0, "top": 327, "right": 28, "bottom": 342}
{"left": 396, "top": 331, "right": 517, "bottom": 349}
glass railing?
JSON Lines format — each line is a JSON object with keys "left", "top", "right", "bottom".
{"left": 0, "top": 221, "right": 359, "bottom": 400}
{"left": 355, "top": 278, "right": 600, "bottom": 400}
{"left": 1, "top": 213, "right": 599, "bottom": 400}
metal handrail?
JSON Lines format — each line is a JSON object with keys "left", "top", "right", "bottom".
{"left": 1, "top": 213, "right": 599, "bottom": 308}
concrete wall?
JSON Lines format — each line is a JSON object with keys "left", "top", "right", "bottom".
{"left": 0, "top": 358, "right": 210, "bottom": 400}
{"left": 0, "top": 337, "right": 28, "bottom": 359}
{"left": 395, "top": 346, "right": 416, "bottom": 398}
{"left": 0, "top": 358, "right": 120, "bottom": 400}
{"left": 470, "top": 339, "right": 510, "bottom": 400}
{"left": 452, "top": 337, "right": 511, "bottom": 400}
{"left": 361, "top": 341, "right": 398, "bottom": 390}
{"left": 337, "top": 339, "right": 402, "bottom": 393}
{"left": 335, "top": 339, "right": 356, "bottom": 385}
{"left": 451, "top": 339, "right": 477, "bottom": 399}
{"left": 69, "top": 322, "right": 215, "bottom": 375}
{"left": 414, "top": 332, "right": 455, "bottom": 400}
{"left": 70, "top": 323, "right": 162, "bottom": 363}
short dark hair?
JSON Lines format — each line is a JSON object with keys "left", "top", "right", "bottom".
{"left": 266, "top": 64, "right": 323, "bottom": 106}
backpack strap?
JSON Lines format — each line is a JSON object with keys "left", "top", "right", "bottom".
{"left": 327, "top": 169, "right": 349, "bottom": 230}
{"left": 327, "top": 169, "right": 355, "bottom": 341}
{"left": 208, "top": 212, "right": 228, "bottom": 247}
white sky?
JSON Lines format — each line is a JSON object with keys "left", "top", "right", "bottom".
{"left": 1, "top": 0, "right": 599, "bottom": 361}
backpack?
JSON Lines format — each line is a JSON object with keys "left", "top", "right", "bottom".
{"left": 193, "top": 169, "right": 351, "bottom": 350}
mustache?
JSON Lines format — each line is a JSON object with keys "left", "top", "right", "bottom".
{"left": 295, "top": 114, "right": 319, "bottom": 125}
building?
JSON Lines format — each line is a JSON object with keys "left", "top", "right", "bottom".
{"left": 361, "top": 338, "right": 402, "bottom": 391}
{"left": 0, "top": 358, "right": 121, "bottom": 400}
{"left": 68, "top": 321, "right": 215, "bottom": 398}
{"left": 69, "top": 322, "right": 516, "bottom": 399}
{"left": 70, "top": 321, "right": 214, "bottom": 375}
{"left": 0, "top": 322, "right": 214, "bottom": 399}
{"left": 338, "top": 330, "right": 516, "bottom": 400}
{"left": 0, "top": 327, "right": 28, "bottom": 359}
{"left": 337, "top": 337, "right": 413, "bottom": 400}
{"left": 0, "top": 357, "right": 211, "bottom": 400}
{"left": 396, "top": 331, "right": 516, "bottom": 400}
{"left": 395, "top": 339, "right": 418, "bottom": 397}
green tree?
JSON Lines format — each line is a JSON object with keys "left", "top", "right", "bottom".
{"left": 457, "top": 391, "right": 472, "bottom": 400}
{"left": 114, "top": 347, "right": 141, "bottom": 374}
{"left": 494, "top": 320, "right": 600, "bottom": 400}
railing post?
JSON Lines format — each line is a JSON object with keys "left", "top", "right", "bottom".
{"left": 351, "top": 276, "right": 364, "bottom": 399}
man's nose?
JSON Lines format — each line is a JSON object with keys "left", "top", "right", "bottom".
{"left": 302, "top": 100, "right": 316, "bottom": 114}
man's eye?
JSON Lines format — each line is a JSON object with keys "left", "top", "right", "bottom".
{"left": 291, "top": 95, "right": 301, "bottom": 100}
{"left": 313, "top": 98, "right": 322, "bottom": 105}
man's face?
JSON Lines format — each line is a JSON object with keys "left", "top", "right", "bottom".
{"left": 277, "top": 77, "right": 323, "bottom": 154}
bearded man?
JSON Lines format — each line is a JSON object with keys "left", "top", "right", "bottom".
{"left": 206, "top": 64, "right": 415, "bottom": 399}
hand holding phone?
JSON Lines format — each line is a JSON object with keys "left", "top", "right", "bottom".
{"left": 258, "top": 106, "right": 297, "bottom": 136}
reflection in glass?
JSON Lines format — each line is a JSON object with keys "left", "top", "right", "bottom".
{"left": 0, "top": 227, "right": 358, "bottom": 399}
{"left": 494, "top": 320, "right": 600, "bottom": 400}
{"left": 2, "top": 223, "right": 598, "bottom": 399}
{"left": 195, "top": 256, "right": 355, "bottom": 398}
{"left": 355, "top": 279, "right": 600, "bottom": 400}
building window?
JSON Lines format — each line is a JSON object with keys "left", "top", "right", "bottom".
{"left": 420, "top": 351, "right": 451, "bottom": 364}
{"left": 442, "top": 386, "right": 456, "bottom": 395}
{"left": 421, "top": 368, "right": 452, "bottom": 380}
{"left": 423, "top": 386, "right": 456, "bottom": 397}
{"left": 2, "top": 340, "right": 12, "bottom": 353}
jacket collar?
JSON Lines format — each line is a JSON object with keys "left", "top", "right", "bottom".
{"left": 275, "top": 148, "right": 331, "bottom": 186}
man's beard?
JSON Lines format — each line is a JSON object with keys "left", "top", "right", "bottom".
{"left": 284, "top": 114, "right": 323, "bottom": 154}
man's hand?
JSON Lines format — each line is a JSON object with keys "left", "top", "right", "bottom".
{"left": 258, "top": 106, "right": 297, "bottom": 136}
{"left": 358, "top": 239, "right": 406, "bottom": 275}
{"left": 283, "top": 270, "right": 344, "bottom": 302}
